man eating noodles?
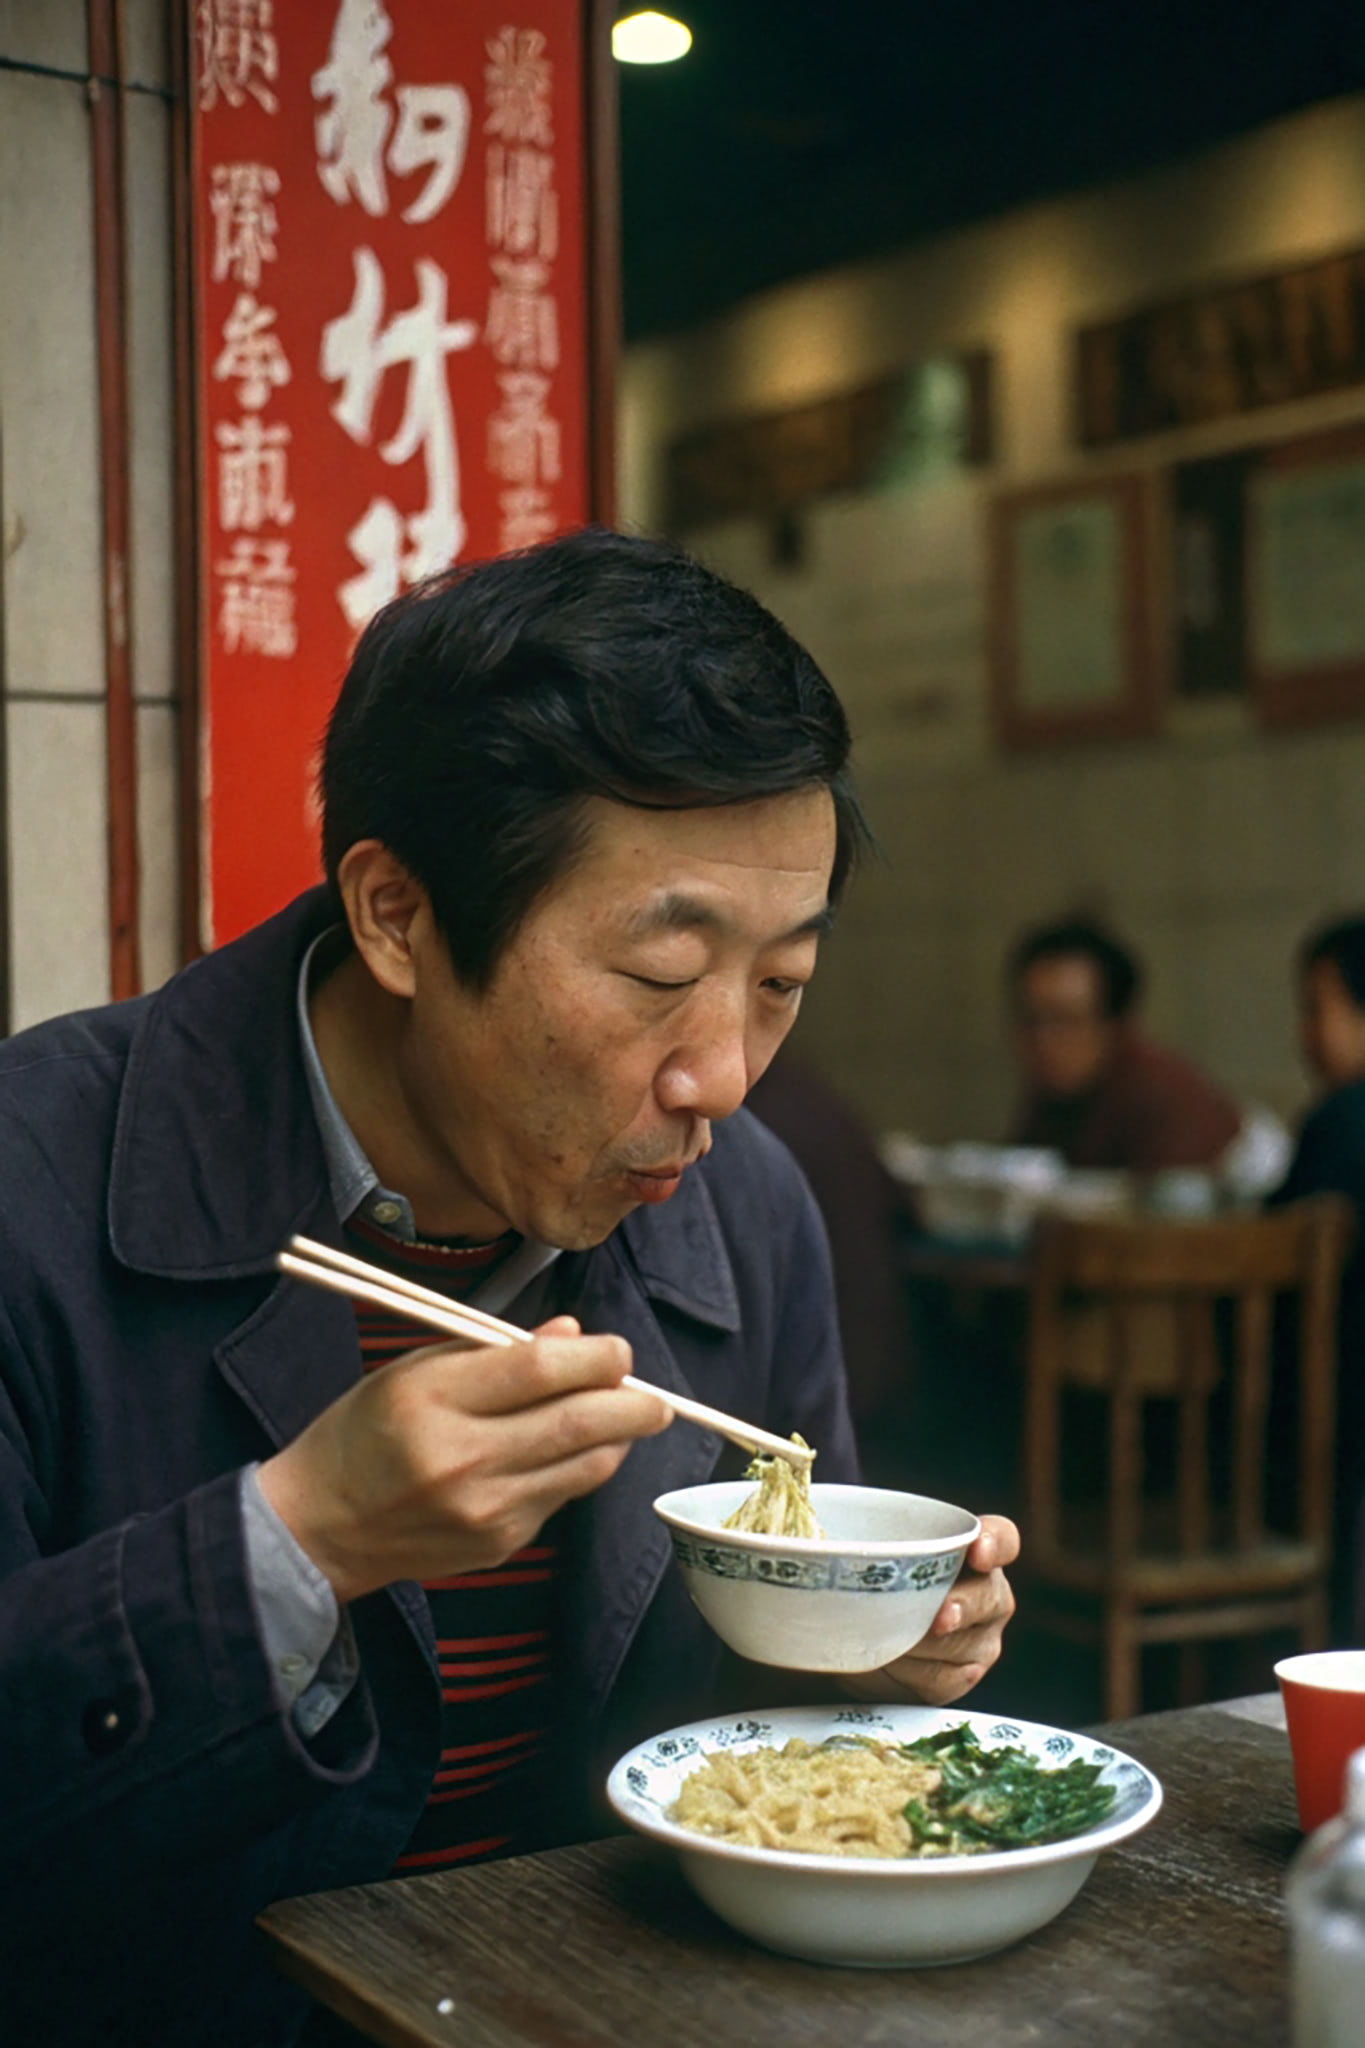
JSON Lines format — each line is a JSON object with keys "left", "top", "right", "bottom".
{"left": 0, "top": 530, "right": 1017, "bottom": 2046}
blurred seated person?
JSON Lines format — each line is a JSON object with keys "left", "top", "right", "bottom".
{"left": 1274, "top": 916, "right": 1365, "bottom": 1212}
{"left": 746, "top": 1049, "right": 914, "bottom": 1427}
{"left": 1269, "top": 915, "right": 1365, "bottom": 1638}
{"left": 1008, "top": 918, "right": 1242, "bottom": 1172}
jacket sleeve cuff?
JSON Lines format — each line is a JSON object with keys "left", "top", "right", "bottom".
{"left": 238, "top": 1462, "right": 341, "bottom": 1699}
{"left": 4, "top": 1468, "right": 381, "bottom": 1858}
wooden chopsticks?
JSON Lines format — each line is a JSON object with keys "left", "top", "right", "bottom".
{"left": 278, "top": 1234, "right": 814, "bottom": 1469}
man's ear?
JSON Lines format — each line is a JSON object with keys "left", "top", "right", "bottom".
{"left": 334, "top": 841, "right": 431, "bottom": 999}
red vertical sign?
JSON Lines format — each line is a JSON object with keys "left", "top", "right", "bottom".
{"left": 189, "top": 0, "right": 593, "bottom": 945}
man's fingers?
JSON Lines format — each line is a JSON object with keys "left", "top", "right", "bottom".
{"left": 912, "top": 1617, "right": 1007, "bottom": 1669}
{"left": 839, "top": 1518, "right": 1020, "bottom": 1710}
{"left": 521, "top": 1436, "right": 652, "bottom": 1512}
{"left": 406, "top": 1332, "right": 637, "bottom": 1416}
{"left": 894, "top": 1660, "right": 990, "bottom": 1707}
{"left": 965, "top": 1513, "right": 1020, "bottom": 1575}
{"left": 451, "top": 1418, "right": 669, "bottom": 1551}
{"left": 492, "top": 1382, "right": 673, "bottom": 1473}
{"left": 931, "top": 1566, "right": 1016, "bottom": 1637}
{"left": 884, "top": 1610, "right": 1009, "bottom": 1702}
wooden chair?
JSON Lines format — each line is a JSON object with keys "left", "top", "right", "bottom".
{"left": 1021, "top": 1196, "right": 1353, "bottom": 1720}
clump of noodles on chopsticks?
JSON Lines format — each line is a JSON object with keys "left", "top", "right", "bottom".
{"left": 722, "top": 1433, "right": 824, "bottom": 1539}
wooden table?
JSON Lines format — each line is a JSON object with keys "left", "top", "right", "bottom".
{"left": 259, "top": 1695, "right": 1298, "bottom": 2047}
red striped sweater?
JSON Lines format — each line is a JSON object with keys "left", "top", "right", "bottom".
{"left": 346, "top": 1215, "right": 561, "bottom": 1872}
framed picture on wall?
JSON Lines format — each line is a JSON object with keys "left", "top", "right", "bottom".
{"left": 1171, "top": 448, "right": 1261, "bottom": 699}
{"left": 1248, "top": 424, "right": 1365, "bottom": 729}
{"left": 989, "top": 473, "right": 1157, "bottom": 748}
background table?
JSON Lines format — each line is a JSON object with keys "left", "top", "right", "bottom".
{"left": 260, "top": 1695, "right": 1297, "bottom": 2048}
{"left": 884, "top": 1233, "right": 1032, "bottom": 1515}
{"left": 901, "top": 1235, "right": 1032, "bottom": 1292}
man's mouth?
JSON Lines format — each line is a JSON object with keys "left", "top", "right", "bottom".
{"left": 620, "top": 1161, "right": 689, "bottom": 1204}
{"left": 612, "top": 1128, "right": 711, "bottom": 1206}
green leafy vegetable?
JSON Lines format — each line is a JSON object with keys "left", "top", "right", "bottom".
{"left": 894, "top": 1724, "right": 1116, "bottom": 1854}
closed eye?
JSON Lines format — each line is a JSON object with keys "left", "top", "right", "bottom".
{"left": 627, "top": 974, "right": 697, "bottom": 992}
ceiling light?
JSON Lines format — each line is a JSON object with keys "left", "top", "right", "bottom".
{"left": 612, "top": 11, "right": 692, "bottom": 64}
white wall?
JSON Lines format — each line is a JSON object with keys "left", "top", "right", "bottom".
{"left": 4, "top": 38, "right": 1363, "bottom": 1097}
{"left": 621, "top": 95, "right": 1365, "bottom": 1141}
{"left": 0, "top": 0, "right": 180, "bottom": 1032}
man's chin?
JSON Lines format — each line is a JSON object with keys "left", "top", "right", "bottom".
{"left": 545, "top": 1223, "right": 620, "bottom": 1253}
{"left": 535, "top": 1186, "right": 647, "bottom": 1253}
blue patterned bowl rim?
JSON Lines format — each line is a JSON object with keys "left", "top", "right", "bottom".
{"left": 606, "top": 1702, "right": 1163, "bottom": 1879}
{"left": 667, "top": 1532, "right": 968, "bottom": 1595}
{"left": 653, "top": 1481, "right": 981, "bottom": 1559}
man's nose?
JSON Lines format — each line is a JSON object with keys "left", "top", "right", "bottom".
{"left": 655, "top": 1015, "right": 752, "bottom": 1124}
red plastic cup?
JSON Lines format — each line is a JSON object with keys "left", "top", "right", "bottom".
{"left": 1276, "top": 1650, "right": 1365, "bottom": 1832}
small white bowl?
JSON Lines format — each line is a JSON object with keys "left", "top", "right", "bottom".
{"left": 607, "top": 1703, "right": 1163, "bottom": 1968}
{"left": 652, "top": 1481, "right": 980, "bottom": 1672}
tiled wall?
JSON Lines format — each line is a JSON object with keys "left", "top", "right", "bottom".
{"left": 621, "top": 95, "right": 1365, "bottom": 1143}
{"left": 0, "top": 0, "right": 180, "bottom": 1032}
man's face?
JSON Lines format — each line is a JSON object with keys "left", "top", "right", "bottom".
{"left": 1299, "top": 956, "right": 1365, "bottom": 1090}
{"left": 398, "top": 788, "right": 837, "bottom": 1249}
{"left": 1012, "top": 953, "right": 1118, "bottom": 1101}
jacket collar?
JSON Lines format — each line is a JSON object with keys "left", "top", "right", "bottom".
{"left": 106, "top": 887, "right": 744, "bottom": 1334}
{"left": 617, "top": 1154, "right": 741, "bottom": 1335}
{"left": 108, "top": 889, "right": 342, "bottom": 1279}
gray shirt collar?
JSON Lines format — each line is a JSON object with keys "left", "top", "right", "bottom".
{"left": 296, "top": 929, "right": 561, "bottom": 1315}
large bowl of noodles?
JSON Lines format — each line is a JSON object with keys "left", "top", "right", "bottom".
{"left": 652, "top": 1479, "right": 980, "bottom": 1672}
{"left": 606, "top": 1703, "right": 1162, "bottom": 1968}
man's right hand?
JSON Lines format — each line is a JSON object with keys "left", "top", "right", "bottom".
{"left": 257, "top": 1316, "right": 671, "bottom": 1604}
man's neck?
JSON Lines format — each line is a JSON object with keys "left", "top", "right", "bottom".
{"left": 309, "top": 951, "right": 510, "bottom": 1242}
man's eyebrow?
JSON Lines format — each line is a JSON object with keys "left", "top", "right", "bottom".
{"left": 624, "top": 893, "right": 835, "bottom": 942}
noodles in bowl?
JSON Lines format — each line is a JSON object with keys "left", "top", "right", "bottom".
{"left": 672, "top": 1726, "right": 1117, "bottom": 1860}
{"left": 722, "top": 1435, "right": 824, "bottom": 1540}
{"left": 674, "top": 1735, "right": 941, "bottom": 1858}
{"left": 607, "top": 1704, "right": 1163, "bottom": 1968}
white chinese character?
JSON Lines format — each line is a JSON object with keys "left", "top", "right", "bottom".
{"left": 216, "top": 537, "right": 297, "bottom": 657}
{"left": 338, "top": 498, "right": 404, "bottom": 628}
{"left": 487, "top": 372, "right": 560, "bottom": 487}
{"left": 209, "top": 163, "right": 280, "bottom": 288}
{"left": 212, "top": 293, "right": 292, "bottom": 410}
{"left": 486, "top": 143, "right": 557, "bottom": 258}
{"left": 484, "top": 27, "right": 552, "bottom": 146}
{"left": 313, "top": 0, "right": 471, "bottom": 225}
{"left": 196, "top": 0, "right": 279, "bottom": 115}
{"left": 390, "top": 84, "right": 471, "bottom": 224}
{"left": 485, "top": 257, "right": 558, "bottom": 371}
{"left": 312, "top": 0, "right": 394, "bottom": 217}
{"left": 499, "top": 485, "right": 556, "bottom": 552}
{"left": 321, "top": 248, "right": 478, "bottom": 609}
{"left": 215, "top": 417, "right": 294, "bottom": 531}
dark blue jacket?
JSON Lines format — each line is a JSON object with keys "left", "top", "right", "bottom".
{"left": 0, "top": 890, "right": 856, "bottom": 2045}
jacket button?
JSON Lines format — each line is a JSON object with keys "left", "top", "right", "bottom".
{"left": 82, "top": 1696, "right": 133, "bottom": 1756}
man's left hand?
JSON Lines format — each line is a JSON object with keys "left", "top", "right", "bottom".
{"left": 843, "top": 1514, "right": 1020, "bottom": 1707}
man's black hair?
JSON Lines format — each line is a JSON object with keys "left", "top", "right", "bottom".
{"left": 1009, "top": 917, "right": 1143, "bottom": 1020}
{"left": 1302, "top": 916, "right": 1365, "bottom": 1011}
{"left": 321, "top": 527, "right": 867, "bottom": 986}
